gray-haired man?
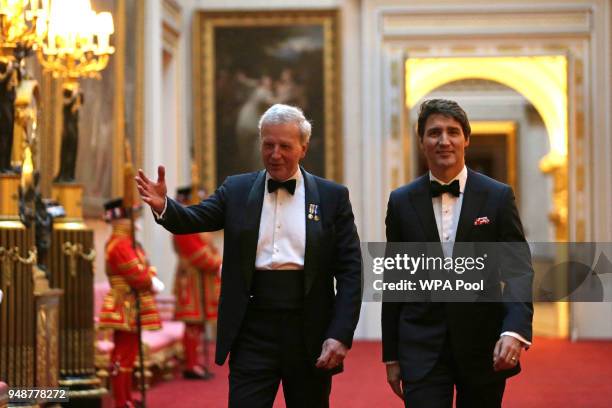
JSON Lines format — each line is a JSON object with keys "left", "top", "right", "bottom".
{"left": 136, "top": 104, "right": 362, "bottom": 407}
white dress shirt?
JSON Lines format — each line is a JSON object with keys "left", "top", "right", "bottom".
{"left": 254, "top": 169, "right": 306, "bottom": 270}
{"left": 430, "top": 166, "right": 467, "bottom": 257}
{"left": 429, "top": 165, "right": 531, "bottom": 348}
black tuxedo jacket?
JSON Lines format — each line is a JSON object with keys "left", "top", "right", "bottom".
{"left": 156, "top": 167, "right": 362, "bottom": 369}
{"left": 381, "top": 169, "right": 533, "bottom": 384}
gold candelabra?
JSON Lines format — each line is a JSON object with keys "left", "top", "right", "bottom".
{"left": 0, "top": 0, "right": 45, "bottom": 174}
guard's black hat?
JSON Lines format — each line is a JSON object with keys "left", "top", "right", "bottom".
{"left": 103, "top": 198, "right": 128, "bottom": 222}
{"left": 176, "top": 186, "right": 192, "bottom": 203}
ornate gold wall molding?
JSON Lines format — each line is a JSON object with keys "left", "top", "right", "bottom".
{"left": 134, "top": 0, "right": 145, "bottom": 179}
{"left": 112, "top": 0, "right": 127, "bottom": 198}
{"left": 540, "top": 152, "right": 568, "bottom": 242}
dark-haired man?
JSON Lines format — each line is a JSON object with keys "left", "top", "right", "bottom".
{"left": 382, "top": 99, "right": 533, "bottom": 407}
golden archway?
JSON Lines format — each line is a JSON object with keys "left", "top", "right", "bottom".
{"left": 406, "top": 56, "right": 567, "bottom": 156}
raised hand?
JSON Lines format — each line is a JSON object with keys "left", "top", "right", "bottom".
{"left": 135, "top": 165, "right": 167, "bottom": 214}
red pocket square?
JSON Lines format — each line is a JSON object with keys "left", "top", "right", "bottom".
{"left": 474, "top": 216, "right": 490, "bottom": 226}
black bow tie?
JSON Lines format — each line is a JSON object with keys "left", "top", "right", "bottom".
{"left": 267, "top": 178, "right": 297, "bottom": 195}
{"left": 430, "top": 179, "right": 460, "bottom": 197}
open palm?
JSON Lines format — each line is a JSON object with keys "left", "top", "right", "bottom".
{"left": 135, "top": 165, "right": 167, "bottom": 214}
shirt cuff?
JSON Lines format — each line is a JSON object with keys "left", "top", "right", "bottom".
{"left": 152, "top": 197, "right": 168, "bottom": 220}
{"left": 501, "top": 331, "right": 532, "bottom": 348}
{"left": 384, "top": 361, "right": 399, "bottom": 365}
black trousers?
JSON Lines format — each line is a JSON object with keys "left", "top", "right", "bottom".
{"left": 403, "top": 337, "right": 506, "bottom": 408}
{"left": 228, "top": 305, "right": 331, "bottom": 408}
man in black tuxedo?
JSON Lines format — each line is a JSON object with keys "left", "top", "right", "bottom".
{"left": 382, "top": 99, "right": 533, "bottom": 407}
{"left": 136, "top": 104, "right": 362, "bottom": 408}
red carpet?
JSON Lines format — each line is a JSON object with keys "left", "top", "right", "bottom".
{"left": 147, "top": 337, "right": 612, "bottom": 407}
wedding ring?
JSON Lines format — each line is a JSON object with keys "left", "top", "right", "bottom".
{"left": 511, "top": 356, "right": 517, "bottom": 361}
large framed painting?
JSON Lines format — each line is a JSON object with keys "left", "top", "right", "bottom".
{"left": 193, "top": 10, "right": 342, "bottom": 192}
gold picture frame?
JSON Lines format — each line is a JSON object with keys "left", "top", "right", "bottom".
{"left": 192, "top": 10, "right": 342, "bottom": 192}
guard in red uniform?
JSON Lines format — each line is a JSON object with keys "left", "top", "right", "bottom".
{"left": 173, "top": 186, "right": 222, "bottom": 379}
{"left": 99, "top": 198, "right": 164, "bottom": 408}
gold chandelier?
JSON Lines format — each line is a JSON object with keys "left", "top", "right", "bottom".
{"left": 0, "top": 0, "right": 44, "bottom": 57}
{"left": 36, "top": 0, "right": 114, "bottom": 80}
{"left": 0, "top": 0, "right": 114, "bottom": 78}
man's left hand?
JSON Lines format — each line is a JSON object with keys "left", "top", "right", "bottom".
{"left": 493, "top": 335, "right": 523, "bottom": 371}
{"left": 316, "top": 338, "right": 348, "bottom": 370}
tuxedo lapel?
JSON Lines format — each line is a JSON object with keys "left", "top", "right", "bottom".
{"left": 455, "top": 169, "right": 488, "bottom": 243}
{"left": 409, "top": 175, "right": 441, "bottom": 243}
{"left": 302, "top": 168, "right": 322, "bottom": 296}
{"left": 241, "top": 170, "right": 266, "bottom": 292}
